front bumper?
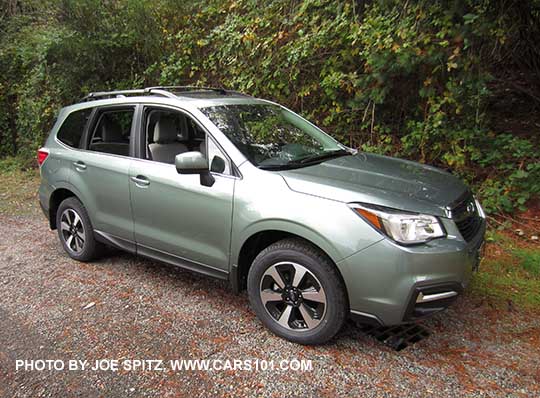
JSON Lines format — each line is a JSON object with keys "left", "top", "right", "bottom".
{"left": 339, "top": 217, "right": 486, "bottom": 326}
{"left": 403, "top": 281, "right": 462, "bottom": 321}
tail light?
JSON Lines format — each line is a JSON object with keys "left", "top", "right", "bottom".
{"left": 37, "top": 148, "right": 49, "bottom": 166}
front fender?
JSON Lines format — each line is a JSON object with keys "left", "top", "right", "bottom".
{"left": 232, "top": 218, "right": 344, "bottom": 268}
{"left": 230, "top": 171, "right": 383, "bottom": 270}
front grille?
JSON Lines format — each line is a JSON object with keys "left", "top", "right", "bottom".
{"left": 455, "top": 216, "right": 482, "bottom": 242}
{"left": 450, "top": 193, "right": 481, "bottom": 242}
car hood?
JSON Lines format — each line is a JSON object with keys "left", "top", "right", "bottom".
{"left": 279, "top": 152, "right": 469, "bottom": 217}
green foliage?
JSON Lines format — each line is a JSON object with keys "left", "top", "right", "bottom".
{"left": 0, "top": 158, "right": 40, "bottom": 215}
{"left": 0, "top": 0, "right": 539, "bottom": 214}
{"left": 471, "top": 232, "right": 540, "bottom": 309}
{"left": 0, "top": 156, "right": 31, "bottom": 173}
{"left": 514, "top": 248, "right": 540, "bottom": 276}
{"left": 0, "top": 0, "right": 164, "bottom": 158}
{"left": 471, "top": 268, "right": 540, "bottom": 309}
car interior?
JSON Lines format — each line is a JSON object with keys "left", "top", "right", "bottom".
{"left": 145, "top": 109, "right": 206, "bottom": 164}
{"left": 88, "top": 110, "right": 133, "bottom": 156}
{"left": 86, "top": 107, "right": 228, "bottom": 174}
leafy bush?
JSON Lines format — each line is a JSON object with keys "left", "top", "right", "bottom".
{"left": 0, "top": 0, "right": 538, "bottom": 214}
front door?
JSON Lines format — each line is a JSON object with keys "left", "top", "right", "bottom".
{"left": 129, "top": 106, "right": 235, "bottom": 275}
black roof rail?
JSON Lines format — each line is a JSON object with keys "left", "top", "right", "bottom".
{"left": 81, "top": 88, "right": 177, "bottom": 102}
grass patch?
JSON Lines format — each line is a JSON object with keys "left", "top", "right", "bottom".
{"left": 514, "top": 248, "right": 540, "bottom": 276}
{"left": 471, "top": 262, "right": 540, "bottom": 309}
{"left": 0, "top": 158, "right": 40, "bottom": 215}
{"left": 471, "top": 231, "right": 540, "bottom": 310}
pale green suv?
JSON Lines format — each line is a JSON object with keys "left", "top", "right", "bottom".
{"left": 38, "top": 86, "right": 486, "bottom": 344}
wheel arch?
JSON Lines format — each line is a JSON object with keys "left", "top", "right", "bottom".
{"left": 232, "top": 223, "right": 346, "bottom": 294}
{"left": 48, "top": 184, "right": 84, "bottom": 230}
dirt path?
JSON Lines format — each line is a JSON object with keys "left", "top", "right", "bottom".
{"left": 0, "top": 213, "right": 539, "bottom": 397}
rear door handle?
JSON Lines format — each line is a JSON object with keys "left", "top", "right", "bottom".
{"left": 73, "top": 161, "right": 87, "bottom": 170}
{"left": 131, "top": 175, "right": 150, "bottom": 187}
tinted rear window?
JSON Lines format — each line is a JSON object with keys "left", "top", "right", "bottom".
{"left": 57, "top": 108, "right": 93, "bottom": 148}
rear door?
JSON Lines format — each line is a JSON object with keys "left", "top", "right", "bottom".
{"left": 69, "top": 105, "right": 138, "bottom": 248}
{"left": 51, "top": 106, "right": 94, "bottom": 190}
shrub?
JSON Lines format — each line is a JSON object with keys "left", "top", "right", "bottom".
{"left": 0, "top": 0, "right": 538, "bottom": 214}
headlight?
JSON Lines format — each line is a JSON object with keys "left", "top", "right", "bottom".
{"left": 349, "top": 203, "right": 446, "bottom": 245}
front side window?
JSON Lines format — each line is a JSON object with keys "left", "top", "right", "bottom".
{"left": 145, "top": 109, "right": 193, "bottom": 164}
{"left": 57, "top": 108, "right": 93, "bottom": 148}
{"left": 88, "top": 109, "right": 134, "bottom": 156}
{"left": 144, "top": 108, "right": 231, "bottom": 175}
{"left": 200, "top": 104, "right": 347, "bottom": 169}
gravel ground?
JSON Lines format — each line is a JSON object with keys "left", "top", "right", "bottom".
{"left": 1, "top": 211, "right": 539, "bottom": 397}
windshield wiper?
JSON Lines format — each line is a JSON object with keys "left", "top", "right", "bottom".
{"left": 258, "top": 164, "right": 301, "bottom": 171}
{"left": 258, "top": 149, "right": 352, "bottom": 171}
{"left": 295, "top": 149, "right": 351, "bottom": 165}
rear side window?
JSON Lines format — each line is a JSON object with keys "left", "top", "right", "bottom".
{"left": 88, "top": 108, "right": 134, "bottom": 156}
{"left": 56, "top": 108, "right": 93, "bottom": 148}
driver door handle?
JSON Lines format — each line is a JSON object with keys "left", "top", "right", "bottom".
{"left": 131, "top": 175, "right": 150, "bottom": 187}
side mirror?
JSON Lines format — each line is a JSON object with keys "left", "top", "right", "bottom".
{"left": 175, "top": 151, "right": 208, "bottom": 174}
{"left": 175, "top": 151, "right": 215, "bottom": 187}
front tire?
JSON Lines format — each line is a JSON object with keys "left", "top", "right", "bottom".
{"left": 247, "top": 238, "right": 348, "bottom": 344}
{"left": 56, "top": 197, "right": 102, "bottom": 262}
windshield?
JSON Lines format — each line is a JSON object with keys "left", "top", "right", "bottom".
{"left": 200, "top": 103, "right": 346, "bottom": 169}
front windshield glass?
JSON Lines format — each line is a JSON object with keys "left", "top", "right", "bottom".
{"left": 200, "top": 103, "right": 345, "bottom": 168}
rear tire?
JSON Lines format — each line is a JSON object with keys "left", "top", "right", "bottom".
{"left": 247, "top": 238, "right": 348, "bottom": 344}
{"left": 56, "top": 197, "right": 103, "bottom": 262}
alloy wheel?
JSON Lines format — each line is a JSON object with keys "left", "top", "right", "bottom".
{"left": 259, "top": 261, "right": 327, "bottom": 331}
{"left": 60, "top": 208, "right": 85, "bottom": 254}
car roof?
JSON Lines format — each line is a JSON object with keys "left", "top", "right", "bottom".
{"left": 62, "top": 87, "right": 270, "bottom": 114}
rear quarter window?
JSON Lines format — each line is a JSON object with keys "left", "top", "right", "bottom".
{"left": 57, "top": 108, "right": 93, "bottom": 148}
